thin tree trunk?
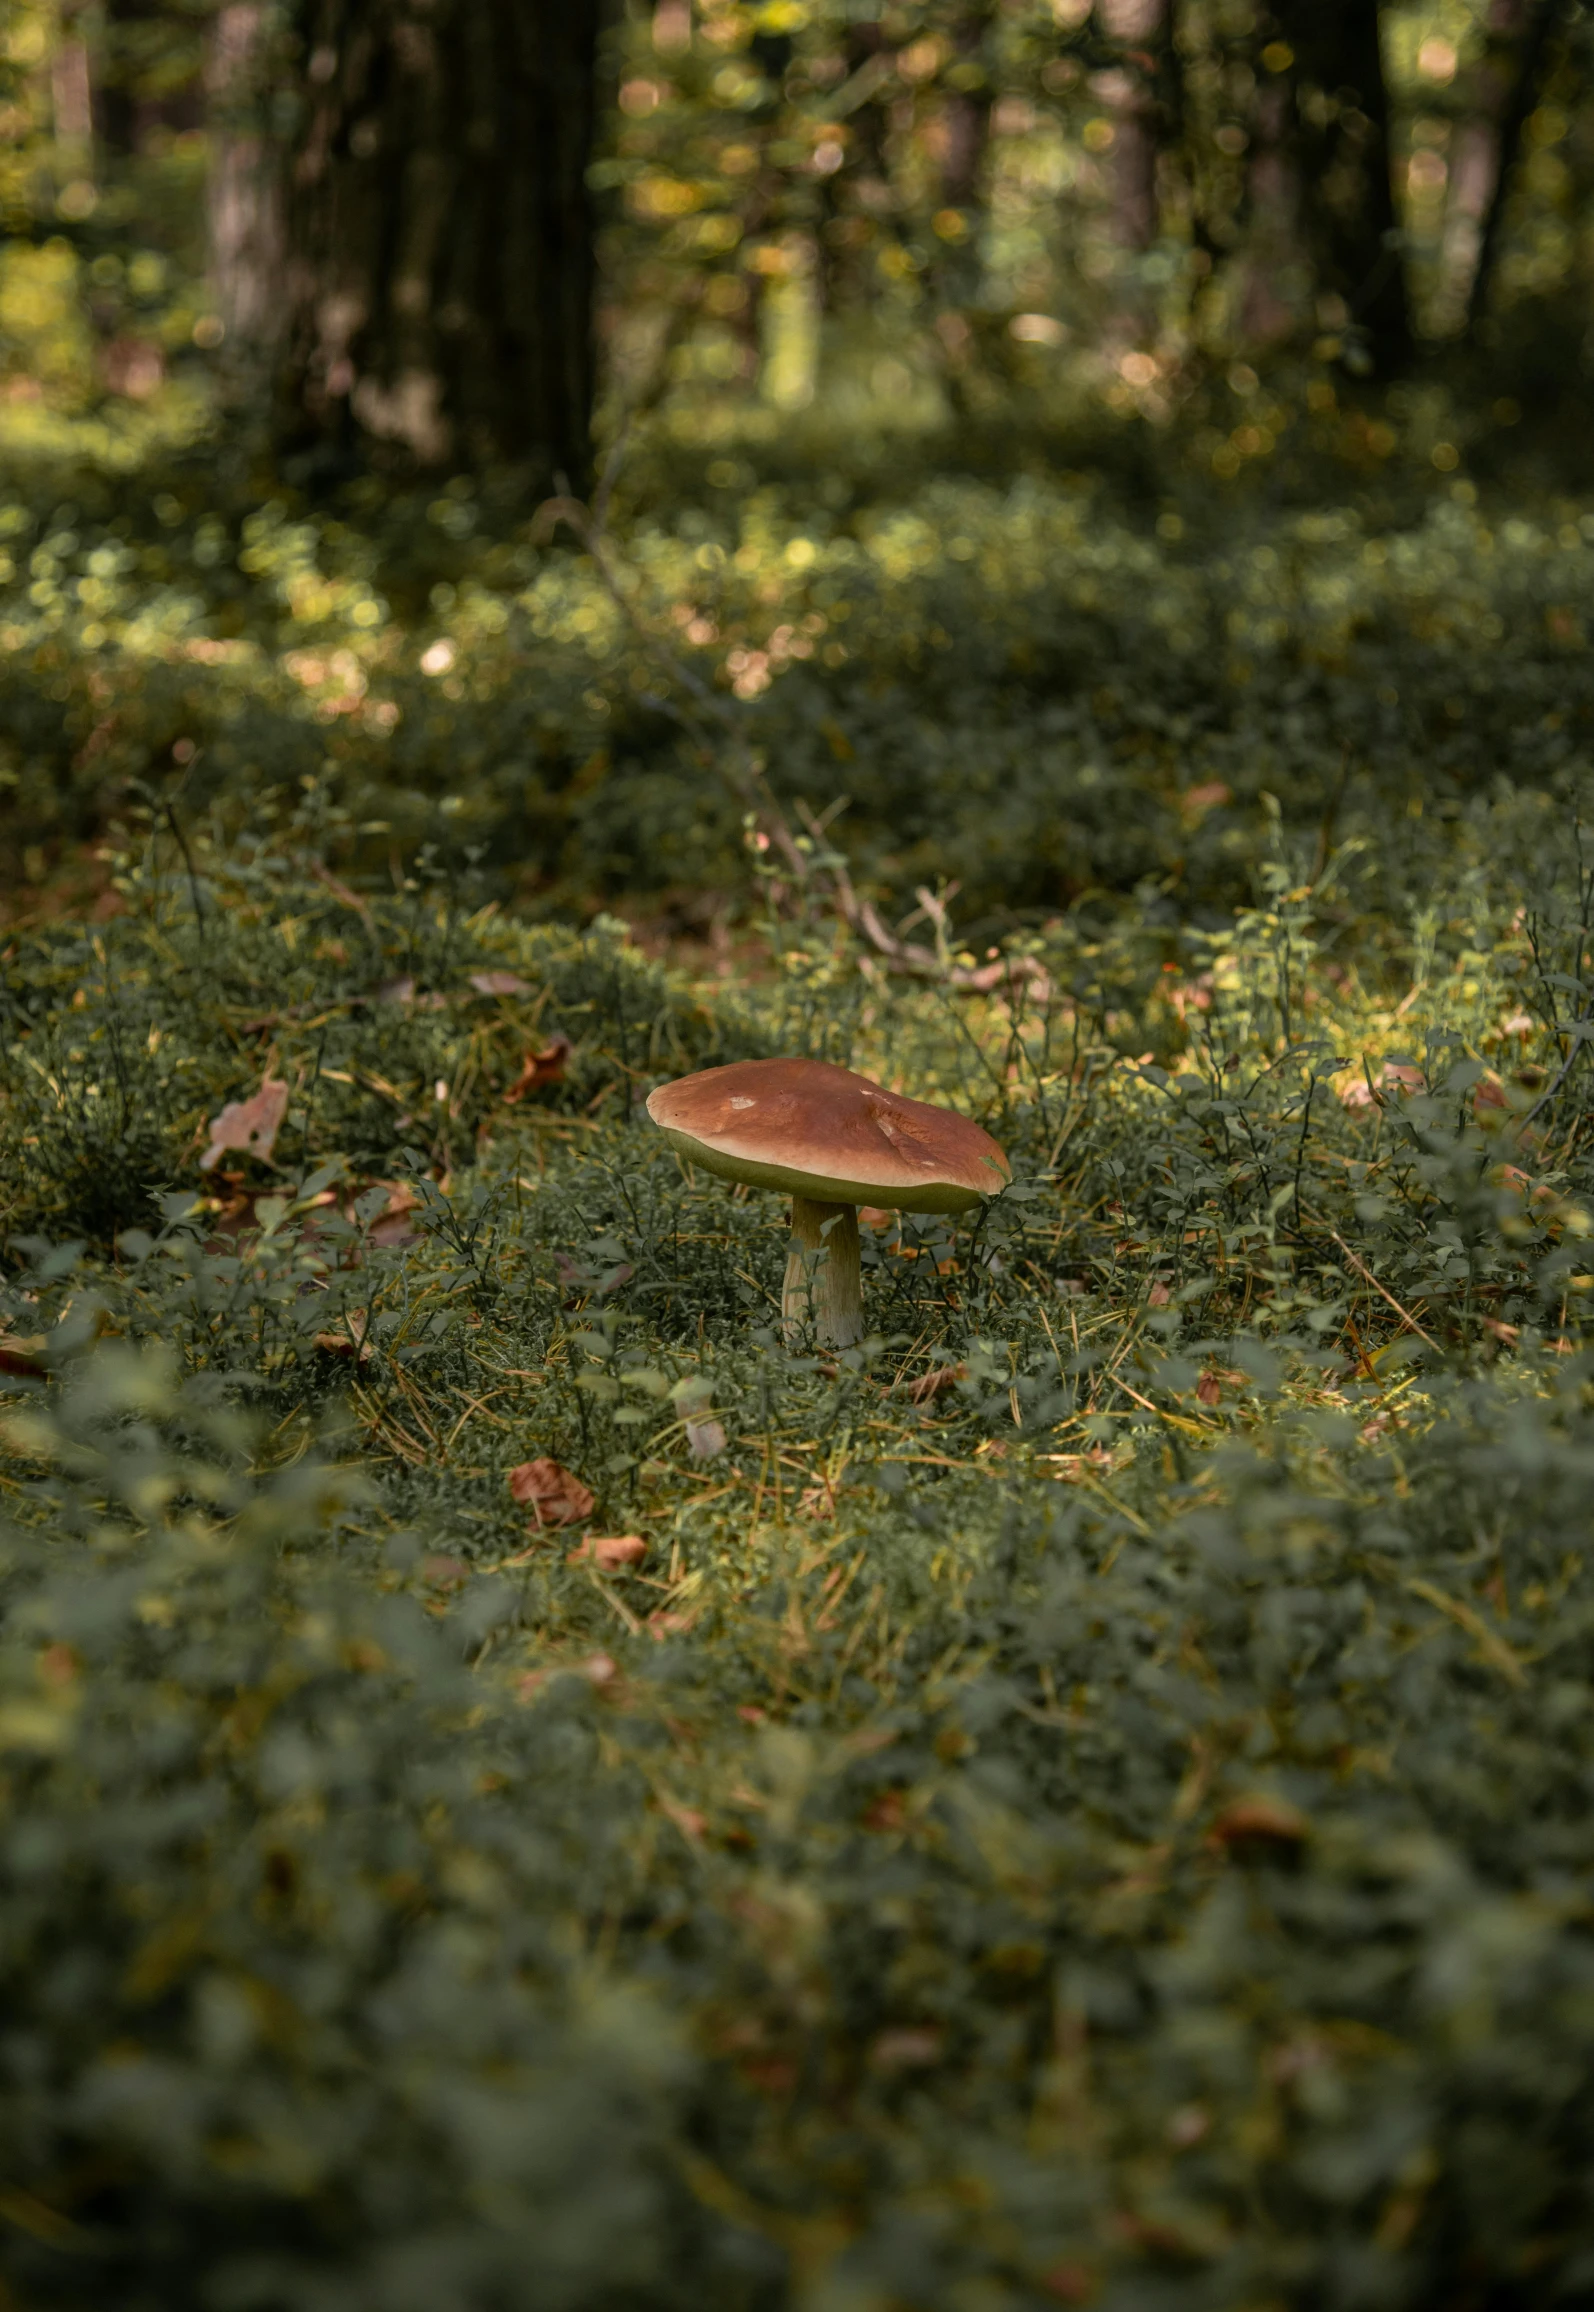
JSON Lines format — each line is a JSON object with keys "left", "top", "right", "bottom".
{"left": 1095, "top": 0, "right": 1166, "bottom": 257}
{"left": 1092, "top": 0, "right": 1168, "bottom": 342}
{"left": 934, "top": 4, "right": 991, "bottom": 308}
{"left": 1274, "top": 0, "right": 1412, "bottom": 377}
{"left": 1460, "top": 0, "right": 1562, "bottom": 336}
{"left": 279, "top": 0, "right": 603, "bottom": 486}
{"left": 1238, "top": 71, "right": 1308, "bottom": 351}
{"left": 817, "top": 23, "right": 895, "bottom": 314}
{"left": 205, "top": 4, "right": 284, "bottom": 383}
{"left": 98, "top": 0, "right": 204, "bottom": 161}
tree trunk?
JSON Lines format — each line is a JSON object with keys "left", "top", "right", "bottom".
{"left": 1453, "top": 0, "right": 1562, "bottom": 337}
{"left": 278, "top": 0, "right": 604, "bottom": 486}
{"left": 817, "top": 23, "right": 896, "bottom": 314}
{"left": 205, "top": 5, "right": 284, "bottom": 382}
{"left": 932, "top": 6, "right": 991, "bottom": 307}
{"left": 1094, "top": 0, "right": 1166, "bottom": 258}
{"left": 1237, "top": 69, "right": 1309, "bottom": 351}
{"left": 1091, "top": 0, "right": 1168, "bottom": 344}
{"left": 1274, "top": 0, "right": 1412, "bottom": 377}
{"left": 97, "top": 0, "right": 204, "bottom": 162}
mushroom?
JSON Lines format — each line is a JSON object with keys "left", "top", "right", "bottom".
{"left": 645, "top": 1057, "right": 1010, "bottom": 1349}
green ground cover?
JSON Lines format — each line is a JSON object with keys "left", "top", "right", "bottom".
{"left": 5, "top": 674, "right": 1594, "bottom": 2301}
{"left": 3, "top": 414, "right": 1593, "bottom": 931}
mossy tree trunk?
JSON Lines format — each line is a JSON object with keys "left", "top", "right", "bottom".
{"left": 278, "top": 0, "right": 604, "bottom": 486}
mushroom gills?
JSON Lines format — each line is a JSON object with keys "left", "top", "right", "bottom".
{"left": 783, "top": 1197, "right": 863, "bottom": 1350}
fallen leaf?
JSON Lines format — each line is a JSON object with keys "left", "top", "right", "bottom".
{"left": 516, "top": 1651, "right": 618, "bottom": 1702}
{"left": 1181, "top": 780, "right": 1231, "bottom": 816}
{"left": 469, "top": 970, "right": 531, "bottom": 997}
{"left": 1210, "top": 1794, "right": 1309, "bottom": 1850}
{"left": 503, "top": 1035, "right": 573, "bottom": 1101}
{"left": 1196, "top": 1371, "right": 1221, "bottom": 1407}
{"left": 685, "top": 1415, "right": 726, "bottom": 1459}
{"left": 1039, "top": 2261, "right": 1097, "bottom": 2304}
{"left": 200, "top": 1079, "right": 289, "bottom": 1172}
{"left": 508, "top": 1457, "right": 595, "bottom": 1526}
{"left": 1341, "top": 1061, "right": 1425, "bottom": 1112}
{"left": 569, "top": 1533, "right": 648, "bottom": 1570}
{"left": 1501, "top": 1010, "right": 1536, "bottom": 1037}
{"left": 1147, "top": 1281, "right": 1172, "bottom": 1307}
{"left": 868, "top": 2026, "right": 943, "bottom": 2070}
{"left": 375, "top": 976, "right": 416, "bottom": 1004}
{"left": 858, "top": 1205, "right": 896, "bottom": 1230}
{"left": 907, "top": 1363, "right": 967, "bottom": 1403}
{"left": 0, "top": 1334, "right": 47, "bottom": 1378}
{"left": 656, "top": 1793, "right": 707, "bottom": 1842}
{"left": 419, "top": 1554, "right": 470, "bottom": 1590}
{"left": 312, "top": 1309, "right": 372, "bottom": 1361}
{"left": 366, "top": 1180, "right": 423, "bottom": 1246}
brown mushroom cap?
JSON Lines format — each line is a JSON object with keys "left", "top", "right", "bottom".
{"left": 645, "top": 1057, "right": 1010, "bottom": 1214}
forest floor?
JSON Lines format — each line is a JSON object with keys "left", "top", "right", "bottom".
{"left": 4, "top": 428, "right": 1594, "bottom": 2308}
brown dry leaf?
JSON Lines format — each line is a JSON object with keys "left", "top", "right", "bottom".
{"left": 312, "top": 1309, "right": 372, "bottom": 1362}
{"left": 1210, "top": 1794, "right": 1309, "bottom": 1850}
{"left": 469, "top": 970, "right": 531, "bottom": 998}
{"left": 200, "top": 1079, "right": 289, "bottom": 1172}
{"left": 1341, "top": 1061, "right": 1425, "bottom": 1112}
{"left": 1039, "top": 2260, "right": 1097, "bottom": 2305}
{"left": 420, "top": 1554, "right": 470, "bottom": 1590}
{"left": 517, "top": 1651, "right": 619, "bottom": 1702}
{"left": 1196, "top": 1371, "right": 1222, "bottom": 1407}
{"left": 868, "top": 2026, "right": 943, "bottom": 2071}
{"left": 569, "top": 1533, "right": 649, "bottom": 1570}
{"left": 1181, "top": 780, "right": 1231, "bottom": 817}
{"left": 655, "top": 1792, "right": 707, "bottom": 1842}
{"left": 366, "top": 1180, "right": 423, "bottom": 1247}
{"left": 503, "top": 1034, "right": 573, "bottom": 1101}
{"left": 907, "top": 1363, "right": 967, "bottom": 1404}
{"left": 0, "top": 1334, "right": 48, "bottom": 1378}
{"left": 507, "top": 1456, "right": 595, "bottom": 1526}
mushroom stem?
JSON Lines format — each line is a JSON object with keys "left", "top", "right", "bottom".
{"left": 783, "top": 1197, "right": 863, "bottom": 1350}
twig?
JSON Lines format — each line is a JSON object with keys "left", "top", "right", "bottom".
{"left": 1322, "top": 1225, "right": 1440, "bottom": 1352}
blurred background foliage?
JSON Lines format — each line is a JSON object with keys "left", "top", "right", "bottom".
{"left": 0, "top": 0, "right": 1593, "bottom": 922}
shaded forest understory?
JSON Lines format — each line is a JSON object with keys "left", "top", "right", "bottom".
{"left": 10, "top": 0, "right": 1594, "bottom": 2304}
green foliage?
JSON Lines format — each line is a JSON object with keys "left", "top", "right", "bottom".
{"left": 5, "top": 809, "right": 1594, "bottom": 2304}
{"left": 5, "top": 456, "right": 1594, "bottom": 931}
